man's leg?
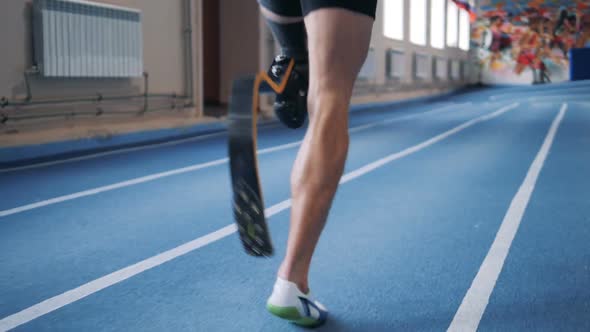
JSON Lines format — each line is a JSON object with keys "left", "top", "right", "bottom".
{"left": 261, "top": 1, "right": 375, "bottom": 326}
{"left": 266, "top": 5, "right": 374, "bottom": 327}
{"left": 278, "top": 6, "right": 374, "bottom": 294}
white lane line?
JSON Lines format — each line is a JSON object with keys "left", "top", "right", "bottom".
{"left": 341, "top": 103, "right": 517, "bottom": 183}
{"left": 528, "top": 95, "right": 590, "bottom": 103}
{"left": 0, "top": 123, "right": 283, "bottom": 173}
{"left": 0, "top": 224, "right": 238, "bottom": 332}
{"left": 0, "top": 102, "right": 519, "bottom": 331}
{"left": 0, "top": 131, "right": 228, "bottom": 174}
{"left": 0, "top": 101, "right": 462, "bottom": 173}
{"left": 0, "top": 103, "right": 466, "bottom": 219}
{"left": 489, "top": 86, "right": 590, "bottom": 101}
{"left": 0, "top": 158, "right": 229, "bottom": 218}
{"left": 348, "top": 102, "right": 472, "bottom": 133}
{"left": 447, "top": 103, "right": 567, "bottom": 332}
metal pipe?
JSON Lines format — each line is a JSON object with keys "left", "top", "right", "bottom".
{"left": 7, "top": 111, "right": 102, "bottom": 122}
{"left": 0, "top": 68, "right": 190, "bottom": 111}
{"left": 0, "top": 97, "right": 188, "bottom": 126}
{"left": 23, "top": 67, "right": 41, "bottom": 101}
{"left": 0, "top": 93, "right": 189, "bottom": 108}
{"left": 171, "top": 93, "right": 177, "bottom": 110}
{"left": 145, "top": 105, "right": 178, "bottom": 114}
{"left": 3, "top": 105, "right": 177, "bottom": 123}
{"left": 141, "top": 71, "right": 150, "bottom": 114}
{"left": 24, "top": 71, "right": 33, "bottom": 102}
{"left": 183, "top": 0, "right": 195, "bottom": 108}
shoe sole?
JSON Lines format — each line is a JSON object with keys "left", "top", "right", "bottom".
{"left": 266, "top": 303, "right": 326, "bottom": 328}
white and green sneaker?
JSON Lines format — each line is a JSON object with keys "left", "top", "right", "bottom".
{"left": 266, "top": 277, "right": 328, "bottom": 328}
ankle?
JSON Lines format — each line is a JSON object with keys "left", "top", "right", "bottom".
{"left": 277, "top": 265, "right": 309, "bottom": 294}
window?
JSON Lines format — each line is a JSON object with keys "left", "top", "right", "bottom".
{"left": 459, "top": 1, "right": 472, "bottom": 50}
{"left": 383, "top": 0, "right": 404, "bottom": 40}
{"left": 410, "top": 0, "right": 427, "bottom": 45}
{"left": 430, "top": 0, "right": 446, "bottom": 49}
{"left": 446, "top": 0, "right": 458, "bottom": 47}
{"left": 386, "top": 50, "right": 405, "bottom": 79}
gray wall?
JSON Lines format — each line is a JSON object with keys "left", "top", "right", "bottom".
{"left": 0, "top": 0, "right": 477, "bottom": 143}
{"left": 219, "top": 0, "right": 261, "bottom": 104}
{"left": 257, "top": 0, "right": 475, "bottom": 104}
{"left": 369, "top": 0, "right": 473, "bottom": 88}
{"left": 0, "top": 0, "right": 195, "bottom": 103}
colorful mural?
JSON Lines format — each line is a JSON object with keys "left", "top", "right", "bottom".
{"left": 472, "top": 0, "right": 590, "bottom": 84}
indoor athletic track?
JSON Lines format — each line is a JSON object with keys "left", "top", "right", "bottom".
{"left": 1, "top": 82, "right": 589, "bottom": 332}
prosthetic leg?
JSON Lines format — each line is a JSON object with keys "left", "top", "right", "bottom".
{"left": 228, "top": 57, "right": 296, "bottom": 257}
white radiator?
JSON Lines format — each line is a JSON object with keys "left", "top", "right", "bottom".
{"left": 358, "top": 48, "right": 376, "bottom": 81}
{"left": 386, "top": 49, "right": 405, "bottom": 79}
{"left": 450, "top": 60, "right": 461, "bottom": 80}
{"left": 434, "top": 57, "right": 447, "bottom": 80}
{"left": 414, "top": 53, "right": 429, "bottom": 79}
{"left": 33, "top": 0, "right": 143, "bottom": 78}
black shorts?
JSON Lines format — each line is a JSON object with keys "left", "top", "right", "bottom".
{"left": 258, "top": 0, "right": 377, "bottom": 19}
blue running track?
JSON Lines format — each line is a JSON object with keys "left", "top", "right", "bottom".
{"left": 0, "top": 82, "right": 589, "bottom": 331}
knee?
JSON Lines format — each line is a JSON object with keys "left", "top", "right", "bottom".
{"left": 307, "top": 79, "right": 352, "bottom": 120}
{"left": 307, "top": 88, "right": 351, "bottom": 159}
{"left": 307, "top": 91, "right": 350, "bottom": 133}
{"left": 308, "top": 93, "right": 349, "bottom": 154}
{"left": 290, "top": 99, "right": 349, "bottom": 192}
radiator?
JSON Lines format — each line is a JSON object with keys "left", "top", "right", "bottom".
{"left": 434, "top": 57, "right": 447, "bottom": 80}
{"left": 414, "top": 53, "right": 429, "bottom": 79}
{"left": 450, "top": 60, "right": 461, "bottom": 80}
{"left": 33, "top": 0, "right": 143, "bottom": 78}
{"left": 358, "top": 48, "right": 376, "bottom": 81}
{"left": 386, "top": 49, "right": 405, "bottom": 79}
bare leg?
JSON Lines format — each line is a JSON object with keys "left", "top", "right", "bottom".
{"left": 277, "top": 8, "right": 374, "bottom": 293}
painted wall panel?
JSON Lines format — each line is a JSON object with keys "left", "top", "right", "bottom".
{"left": 473, "top": 0, "right": 590, "bottom": 85}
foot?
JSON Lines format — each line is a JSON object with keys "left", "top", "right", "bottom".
{"left": 268, "top": 55, "right": 308, "bottom": 129}
{"left": 266, "top": 277, "right": 328, "bottom": 328}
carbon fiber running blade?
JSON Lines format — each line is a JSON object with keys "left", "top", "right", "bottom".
{"left": 228, "top": 76, "right": 274, "bottom": 257}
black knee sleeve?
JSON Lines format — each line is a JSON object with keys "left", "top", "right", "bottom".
{"left": 259, "top": 0, "right": 377, "bottom": 20}
{"left": 264, "top": 20, "right": 308, "bottom": 61}
{"left": 258, "top": 0, "right": 302, "bottom": 17}
{"left": 258, "top": 0, "right": 307, "bottom": 60}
